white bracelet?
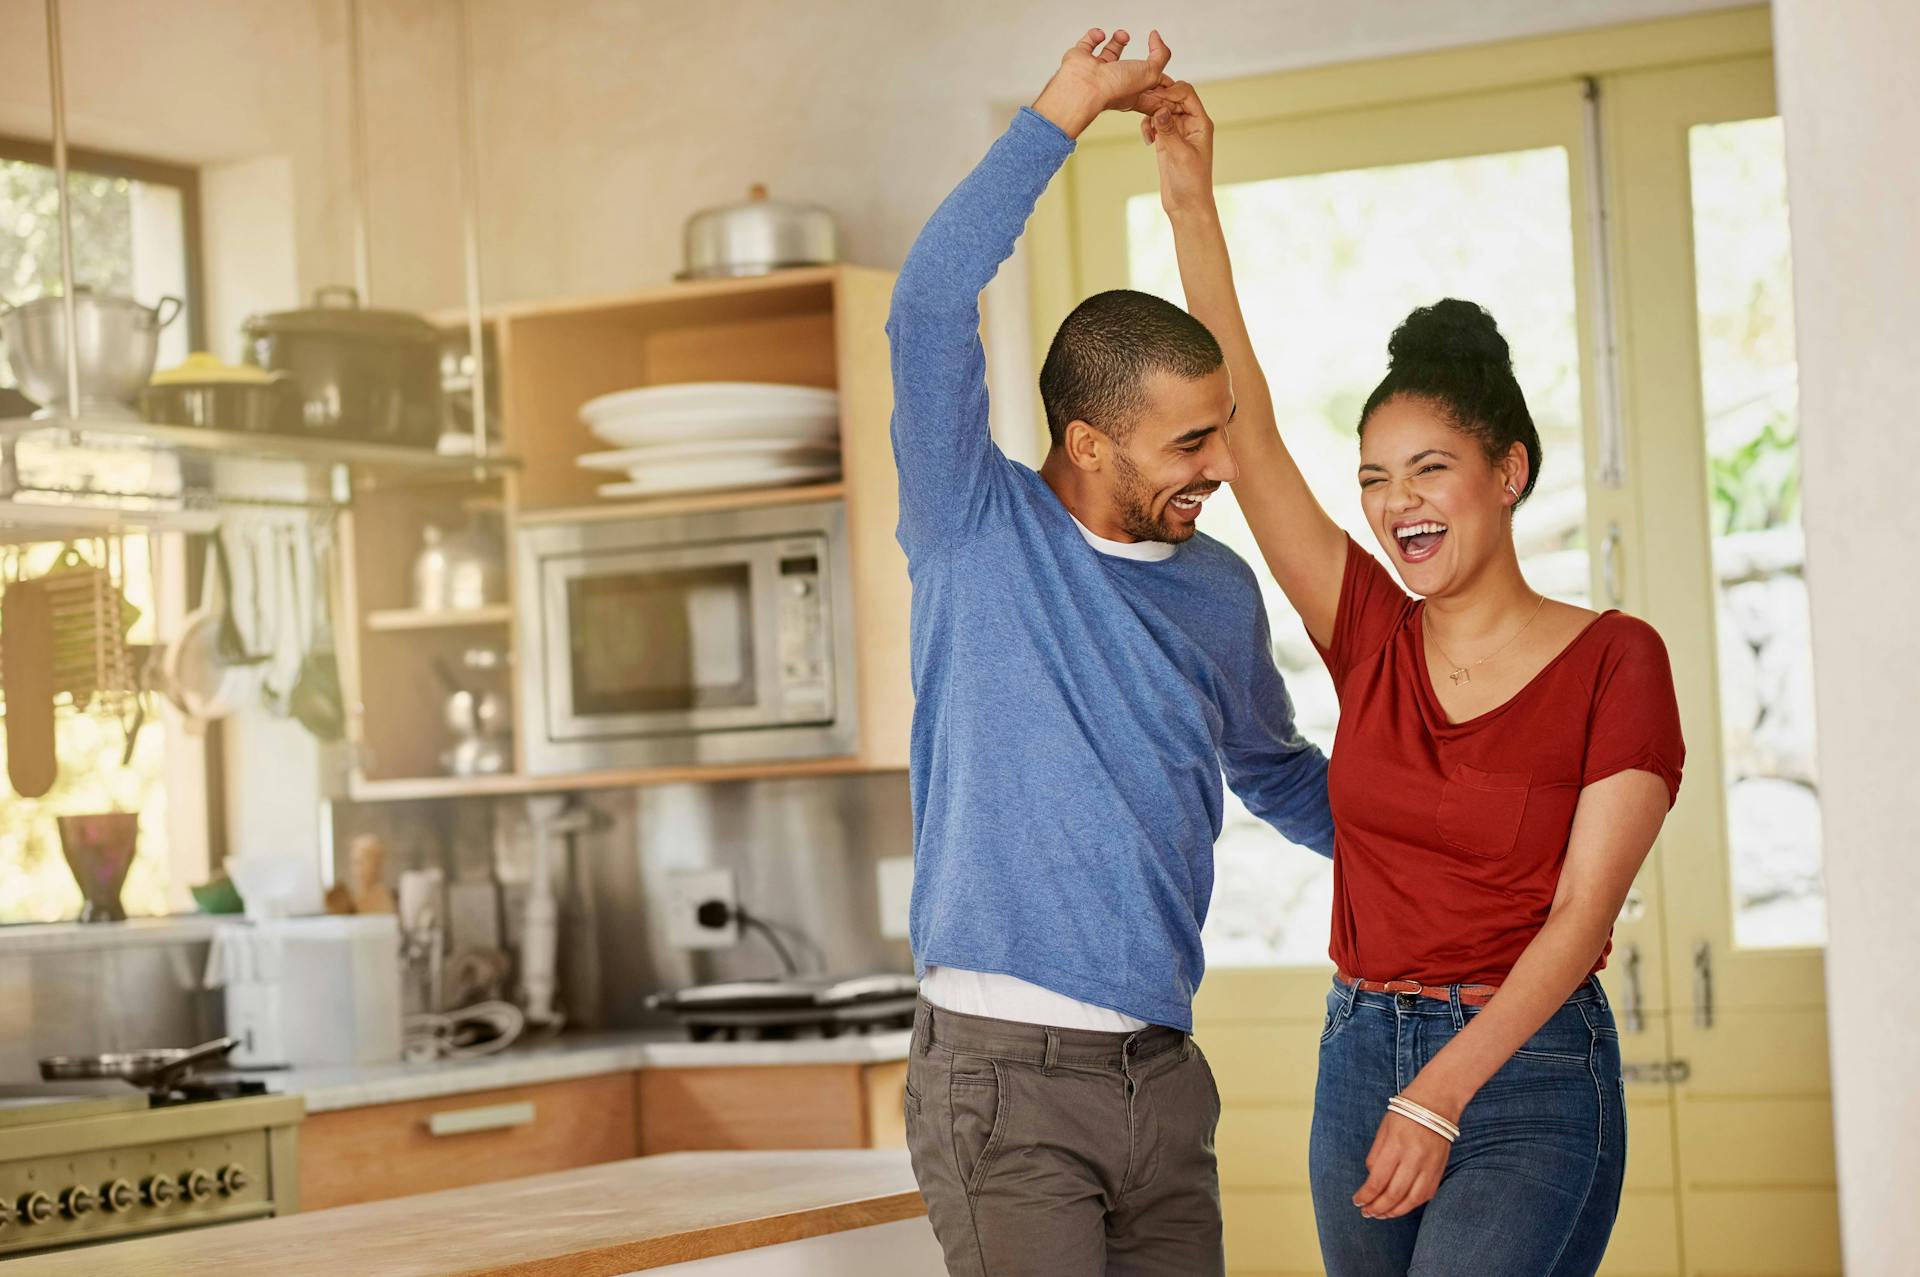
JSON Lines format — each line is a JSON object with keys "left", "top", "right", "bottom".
{"left": 1387, "top": 1095, "right": 1460, "bottom": 1143}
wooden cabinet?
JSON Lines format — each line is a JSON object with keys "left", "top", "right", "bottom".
{"left": 333, "top": 265, "right": 907, "bottom": 800}
{"left": 298, "top": 1073, "right": 637, "bottom": 1211}
{"left": 298, "top": 1062, "right": 908, "bottom": 1212}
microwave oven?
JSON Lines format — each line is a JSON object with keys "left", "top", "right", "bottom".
{"left": 516, "top": 499, "right": 859, "bottom": 774}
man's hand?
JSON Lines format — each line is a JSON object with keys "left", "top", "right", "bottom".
{"left": 1142, "top": 80, "right": 1215, "bottom": 216}
{"left": 1032, "top": 28, "right": 1172, "bottom": 140}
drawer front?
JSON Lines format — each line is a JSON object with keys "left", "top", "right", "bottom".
{"left": 638, "top": 1065, "right": 871, "bottom": 1155}
{"left": 299, "top": 1073, "right": 636, "bottom": 1211}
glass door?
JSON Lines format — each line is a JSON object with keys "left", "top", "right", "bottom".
{"left": 1607, "top": 54, "right": 1840, "bottom": 1276}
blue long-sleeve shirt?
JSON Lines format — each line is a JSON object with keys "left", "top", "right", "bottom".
{"left": 891, "top": 107, "right": 1333, "bottom": 1031}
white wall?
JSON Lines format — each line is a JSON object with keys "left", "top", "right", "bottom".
{"left": 1772, "top": 1, "right": 1920, "bottom": 1268}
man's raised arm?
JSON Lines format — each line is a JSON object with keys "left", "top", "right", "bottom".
{"left": 888, "top": 29, "right": 1170, "bottom": 558}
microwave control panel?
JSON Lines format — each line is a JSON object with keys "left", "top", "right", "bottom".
{"left": 774, "top": 546, "right": 835, "bottom": 722}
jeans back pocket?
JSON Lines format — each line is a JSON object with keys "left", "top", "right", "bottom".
{"left": 1436, "top": 763, "right": 1532, "bottom": 859}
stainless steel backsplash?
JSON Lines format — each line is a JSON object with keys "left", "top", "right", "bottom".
{"left": 328, "top": 772, "right": 916, "bottom": 1029}
{"left": 0, "top": 935, "right": 221, "bottom": 1084}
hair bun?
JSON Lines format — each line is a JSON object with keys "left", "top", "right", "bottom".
{"left": 1387, "top": 298, "right": 1511, "bottom": 370}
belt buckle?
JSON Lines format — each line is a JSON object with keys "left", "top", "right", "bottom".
{"left": 1383, "top": 979, "right": 1425, "bottom": 999}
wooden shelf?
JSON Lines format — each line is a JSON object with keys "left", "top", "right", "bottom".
{"left": 514, "top": 481, "right": 846, "bottom": 526}
{"left": 363, "top": 604, "right": 513, "bottom": 632}
{"left": 346, "top": 755, "right": 880, "bottom": 803}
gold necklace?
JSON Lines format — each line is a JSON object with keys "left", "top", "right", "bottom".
{"left": 1425, "top": 593, "right": 1548, "bottom": 686}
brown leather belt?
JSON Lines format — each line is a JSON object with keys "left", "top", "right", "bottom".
{"left": 1336, "top": 970, "right": 1500, "bottom": 1007}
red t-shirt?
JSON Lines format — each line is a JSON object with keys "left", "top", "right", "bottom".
{"left": 1314, "top": 538, "right": 1684, "bottom": 986}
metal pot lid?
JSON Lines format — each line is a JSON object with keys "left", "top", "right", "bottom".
{"left": 688, "top": 183, "right": 832, "bottom": 223}
{"left": 242, "top": 285, "right": 438, "bottom": 344}
{"left": 151, "top": 352, "right": 280, "bottom": 387}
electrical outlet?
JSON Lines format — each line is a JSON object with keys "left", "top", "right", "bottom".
{"left": 665, "top": 868, "right": 739, "bottom": 949}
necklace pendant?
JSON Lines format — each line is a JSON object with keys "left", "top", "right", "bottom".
{"left": 1448, "top": 668, "right": 1471, "bottom": 686}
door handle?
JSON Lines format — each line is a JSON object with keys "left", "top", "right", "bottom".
{"left": 1692, "top": 940, "right": 1713, "bottom": 1029}
{"left": 1601, "top": 522, "right": 1624, "bottom": 607}
{"left": 1622, "top": 1059, "right": 1691, "bottom": 1085}
{"left": 1617, "top": 943, "right": 1644, "bottom": 1035}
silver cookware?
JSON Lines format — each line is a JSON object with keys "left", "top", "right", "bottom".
{"left": 39, "top": 1036, "right": 238, "bottom": 1090}
{"left": 0, "top": 289, "right": 182, "bottom": 418}
{"left": 680, "top": 184, "right": 838, "bottom": 280}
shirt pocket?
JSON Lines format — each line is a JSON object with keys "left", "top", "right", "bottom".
{"left": 1436, "top": 763, "right": 1532, "bottom": 859}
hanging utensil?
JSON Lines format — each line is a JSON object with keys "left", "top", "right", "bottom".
{"left": 3, "top": 575, "right": 58, "bottom": 797}
{"left": 289, "top": 519, "right": 344, "bottom": 741}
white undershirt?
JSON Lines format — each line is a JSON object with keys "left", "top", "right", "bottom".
{"left": 918, "top": 512, "right": 1165, "bottom": 1033}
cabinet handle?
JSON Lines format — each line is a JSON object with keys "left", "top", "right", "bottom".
{"left": 1692, "top": 940, "right": 1714, "bottom": 1029}
{"left": 1601, "top": 522, "right": 1624, "bottom": 607}
{"left": 1617, "top": 943, "right": 1644, "bottom": 1035}
{"left": 426, "top": 1101, "right": 536, "bottom": 1137}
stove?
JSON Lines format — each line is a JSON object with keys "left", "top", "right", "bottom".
{"left": 647, "top": 973, "right": 918, "bottom": 1043}
{"left": 0, "top": 1081, "right": 303, "bottom": 1258}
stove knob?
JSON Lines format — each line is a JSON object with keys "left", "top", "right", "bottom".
{"left": 182, "top": 1169, "right": 216, "bottom": 1203}
{"left": 142, "top": 1175, "right": 179, "bottom": 1207}
{"left": 18, "top": 1191, "right": 55, "bottom": 1225}
{"left": 101, "top": 1179, "right": 137, "bottom": 1212}
{"left": 60, "top": 1185, "right": 97, "bottom": 1218}
{"left": 217, "top": 1165, "right": 250, "bottom": 1195}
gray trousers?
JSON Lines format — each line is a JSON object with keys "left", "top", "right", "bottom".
{"left": 904, "top": 998, "right": 1225, "bottom": 1276}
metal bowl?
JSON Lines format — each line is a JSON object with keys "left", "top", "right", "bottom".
{"left": 680, "top": 184, "right": 838, "bottom": 280}
{"left": 0, "top": 290, "right": 182, "bottom": 416}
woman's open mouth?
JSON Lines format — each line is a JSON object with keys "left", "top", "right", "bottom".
{"left": 1394, "top": 520, "right": 1448, "bottom": 563}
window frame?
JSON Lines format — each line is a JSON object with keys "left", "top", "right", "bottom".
{"left": 0, "top": 131, "right": 207, "bottom": 351}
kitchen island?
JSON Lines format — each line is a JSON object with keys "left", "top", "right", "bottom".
{"left": 4, "top": 1150, "right": 940, "bottom": 1276}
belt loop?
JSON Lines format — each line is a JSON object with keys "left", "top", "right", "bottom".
{"left": 1042, "top": 1028, "right": 1059, "bottom": 1077}
{"left": 1182, "top": 1033, "right": 1195, "bottom": 1062}
{"left": 1341, "top": 971, "right": 1363, "bottom": 1018}
{"left": 915, "top": 999, "right": 934, "bottom": 1056}
{"left": 1447, "top": 984, "right": 1465, "bottom": 1030}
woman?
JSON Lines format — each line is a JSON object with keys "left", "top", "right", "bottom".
{"left": 1141, "top": 83, "right": 1685, "bottom": 1275}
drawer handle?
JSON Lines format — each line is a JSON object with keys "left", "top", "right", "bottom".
{"left": 426, "top": 1101, "right": 536, "bottom": 1137}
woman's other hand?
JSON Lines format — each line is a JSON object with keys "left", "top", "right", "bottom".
{"left": 1352, "top": 1105, "right": 1453, "bottom": 1219}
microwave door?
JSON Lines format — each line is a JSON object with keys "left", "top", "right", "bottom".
{"left": 541, "top": 543, "right": 785, "bottom": 743}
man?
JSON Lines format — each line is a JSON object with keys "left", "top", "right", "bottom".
{"left": 890, "top": 27, "right": 1335, "bottom": 1277}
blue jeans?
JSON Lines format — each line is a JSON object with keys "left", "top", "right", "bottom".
{"left": 1309, "top": 974, "right": 1626, "bottom": 1276}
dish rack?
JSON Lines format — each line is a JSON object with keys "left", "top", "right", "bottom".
{"left": 0, "top": 539, "right": 142, "bottom": 719}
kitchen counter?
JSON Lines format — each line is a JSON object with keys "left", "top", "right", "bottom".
{"left": 260, "top": 1027, "right": 912, "bottom": 1112}
{"left": 2, "top": 1150, "right": 937, "bottom": 1276}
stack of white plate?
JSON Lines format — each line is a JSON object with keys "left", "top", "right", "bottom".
{"left": 577, "top": 382, "right": 841, "bottom": 499}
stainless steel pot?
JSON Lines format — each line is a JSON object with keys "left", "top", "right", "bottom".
{"left": 242, "top": 286, "right": 442, "bottom": 446}
{"left": 680, "top": 184, "right": 838, "bottom": 280}
{"left": 0, "top": 290, "right": 182, "bottom": 416}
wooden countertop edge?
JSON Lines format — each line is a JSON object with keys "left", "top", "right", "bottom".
{"left": 459, "top": 1189, "right": 929, "bottom": 1276}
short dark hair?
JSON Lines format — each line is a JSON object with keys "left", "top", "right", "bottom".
{"left": 1359, "top": 298, "right": 1542, "bottom": 505}
{"left": 1039, "top": 289, "right": 1223, "bottom": 449}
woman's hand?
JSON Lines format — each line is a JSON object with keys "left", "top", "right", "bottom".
{"left": 1143, "top": 80, "right": 1216, "bottom": 216}
{"left": 1352, "top": 1099, "right": 1458, "bottom": 1220}
{"left": 1031, "top": 28, "right": 1173, "bottom": 140}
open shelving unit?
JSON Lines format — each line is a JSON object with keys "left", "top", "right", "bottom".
{"left": 334, "top": 264, "right": 909, "bottom": 800}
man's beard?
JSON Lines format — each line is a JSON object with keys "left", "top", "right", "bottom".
{"left": 1112, "top": 448, "right": 1197, "bottom": 544}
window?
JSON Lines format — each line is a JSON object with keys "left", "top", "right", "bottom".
{"left": 2, "top": 137, "right": 204, "bottom": 924}
{"left": 1, "top": 132, "right": 204, "bottom": 390}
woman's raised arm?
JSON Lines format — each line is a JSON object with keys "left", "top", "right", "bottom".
{"left": 1147, "top": 82, "right": 1347, "bottom": 646}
